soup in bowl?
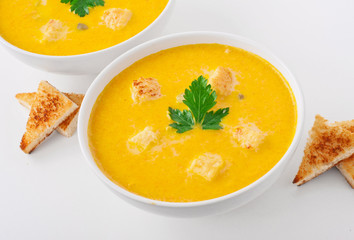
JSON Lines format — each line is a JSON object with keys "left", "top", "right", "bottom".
{"left": 78, "top": 32, "right": 304, "bottom": 217}
{"left": 0, "top": 0, "right": 173, "bottom": 73}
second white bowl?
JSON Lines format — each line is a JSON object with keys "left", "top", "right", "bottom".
{"left": 0, "top": 0, "right": 174, "bottom": 75}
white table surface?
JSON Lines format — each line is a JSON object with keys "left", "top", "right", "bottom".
{"left": 1, "top": 0, "right": 353, "bottom": 239}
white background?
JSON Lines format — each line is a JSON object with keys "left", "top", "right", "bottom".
{"left": 1, "top": 0, "right": 354, "bottom": 239}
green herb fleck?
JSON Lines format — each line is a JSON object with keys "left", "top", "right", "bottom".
{"left": 168, "top": 76, "right": 229, "bottom": 133}
{"left": 61, "top": 0, "right": 104, "bottom": 17}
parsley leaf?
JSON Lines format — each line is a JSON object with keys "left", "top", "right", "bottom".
{"left": 168, "top": 76, "right": 229, "bottom": 133}
{"left": 61, "top": 0, "right": 104, "bottom": 17}
{"left": 168, "top": 108, "right": 194, "bottom": 133}
{"left": 202, "top": 108, "right": 229, "bottom": 130}
{"left": 183, "top": 76, "right": 217, "bottom": 123}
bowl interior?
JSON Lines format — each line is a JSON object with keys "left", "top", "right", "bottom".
{"left": 78, "top": 32, "right": 304, "bottom": 207}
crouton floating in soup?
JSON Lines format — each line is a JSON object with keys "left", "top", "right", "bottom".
{"left": 209, "top": 66, "right": 237, "bottom": 96}
{"left": 128, "top": 127, "right": 159, "bottom": 154}
{"left": 232, "top": 123, "right": 267, "bottom": 150}
{"left": 131, "top": 77, "right": 162, "bottom": 103}
{"left": 101, "top": 8, "right": 132, "bottom": 30}
{"left": 188, "top": 153, "right": 224, "bottom": 181}
{"left": 40, "top": 19, "right": 69, "bottom": 42}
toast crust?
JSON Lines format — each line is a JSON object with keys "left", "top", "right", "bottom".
{"left": 16, "top": 92, "right": 84, "bottom": 137}
{"left": 334, "top": 120, "right": 354, "bottom": 188}
{"left": 52, "top": 93, "right": 83, "bottom": 137}
{"left": 334, "top": 120, "right": 354, "bottom": 133}
{"left": 293, "top": 115, "right": 354, "bottom": 186}
{"left": 337, "top": 154, "right": 354, "bottom": 188}
{"left": 20, "top": 81, "right": 78, "bottom": 153}
{"left": 15, "top": 93, "right": 36, "bottom": 109}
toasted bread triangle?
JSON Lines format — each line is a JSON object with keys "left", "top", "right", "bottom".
{"left": 333, "top": 120, "right": 354, "bottom": 188}
{"left": 16, "top": 92, "right": 84, "bottom": 137}
{"left": 20, "top": 81, "right": 78, "bottom": 153}
{"left": 293, "top": 115, "right": 354, "bottom": 186}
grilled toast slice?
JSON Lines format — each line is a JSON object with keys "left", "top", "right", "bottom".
{"left": 333, "top": 120, "right": 354, "bottom": 188}
{"left": 20, "top": 81, "right": 78, "bottom": 153}
{"left": 293, "top": 115, "right": 354, "bottom": 186}
{"left": 16, "top": 92, "right": 84, "bottom": 137}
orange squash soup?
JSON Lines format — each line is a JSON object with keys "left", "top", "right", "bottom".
{"left": 88, "top": 44, "right": 297, "bottom": 202}
{"left": 0, "top": 0, "right": 168, "bottom": 55}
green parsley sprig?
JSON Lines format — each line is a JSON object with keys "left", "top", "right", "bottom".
{"left": 61, "top": 0, "right": 104, "bottom": 17}
{"left": 168, "top": 76, "right": 229, "bottom": 133}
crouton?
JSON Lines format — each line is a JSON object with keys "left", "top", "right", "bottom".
{"left": 131, "top": 77, "right": 162, "bottom": 103}
{"left": 20, "top": 81, "right": 78, "bottom": 154}
{"left": 101, "top": 8, "right": 132, "bottom": 30}
{"left": 333, "top": 120, "right": 354, "bottom": 188}
{"left": 233, "top": 123, "right": 266, "bottom": 150}
{"left": 209, "top": 66, "right": 237, "bottom": 96}
{"left": 40, "top": 19, "right": 69, "bottom": 42}
{"left": 128, "top": 127, "right": 158, "bottom": 154}
{"left": 293, "top": 115, "right": 354, "bottom": 186}
{"left": 188, "top": 153, "right": 224, "bottom": 181}
{"left": 16, "top": 92, "right": 84, "bottom": 137}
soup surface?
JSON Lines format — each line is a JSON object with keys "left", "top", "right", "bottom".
{"left": 88, "top": 44, "right": 297, "bottom": 202}
{"left": 0, "top": 0, "right": 168, "bottom": 55}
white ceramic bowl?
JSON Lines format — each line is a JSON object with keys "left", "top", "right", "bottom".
{"left": 78, "top": 32, "right": 305, "bottom": 218}
{"left": 0, "top": 0, "right": 174, "bottom": 75}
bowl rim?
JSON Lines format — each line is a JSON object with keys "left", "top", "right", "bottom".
{"left": 0, "top": 0, "right": 173, "bottom": 59}
{"left": 78, "top": 31, "right": 305, "bottom": 208}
